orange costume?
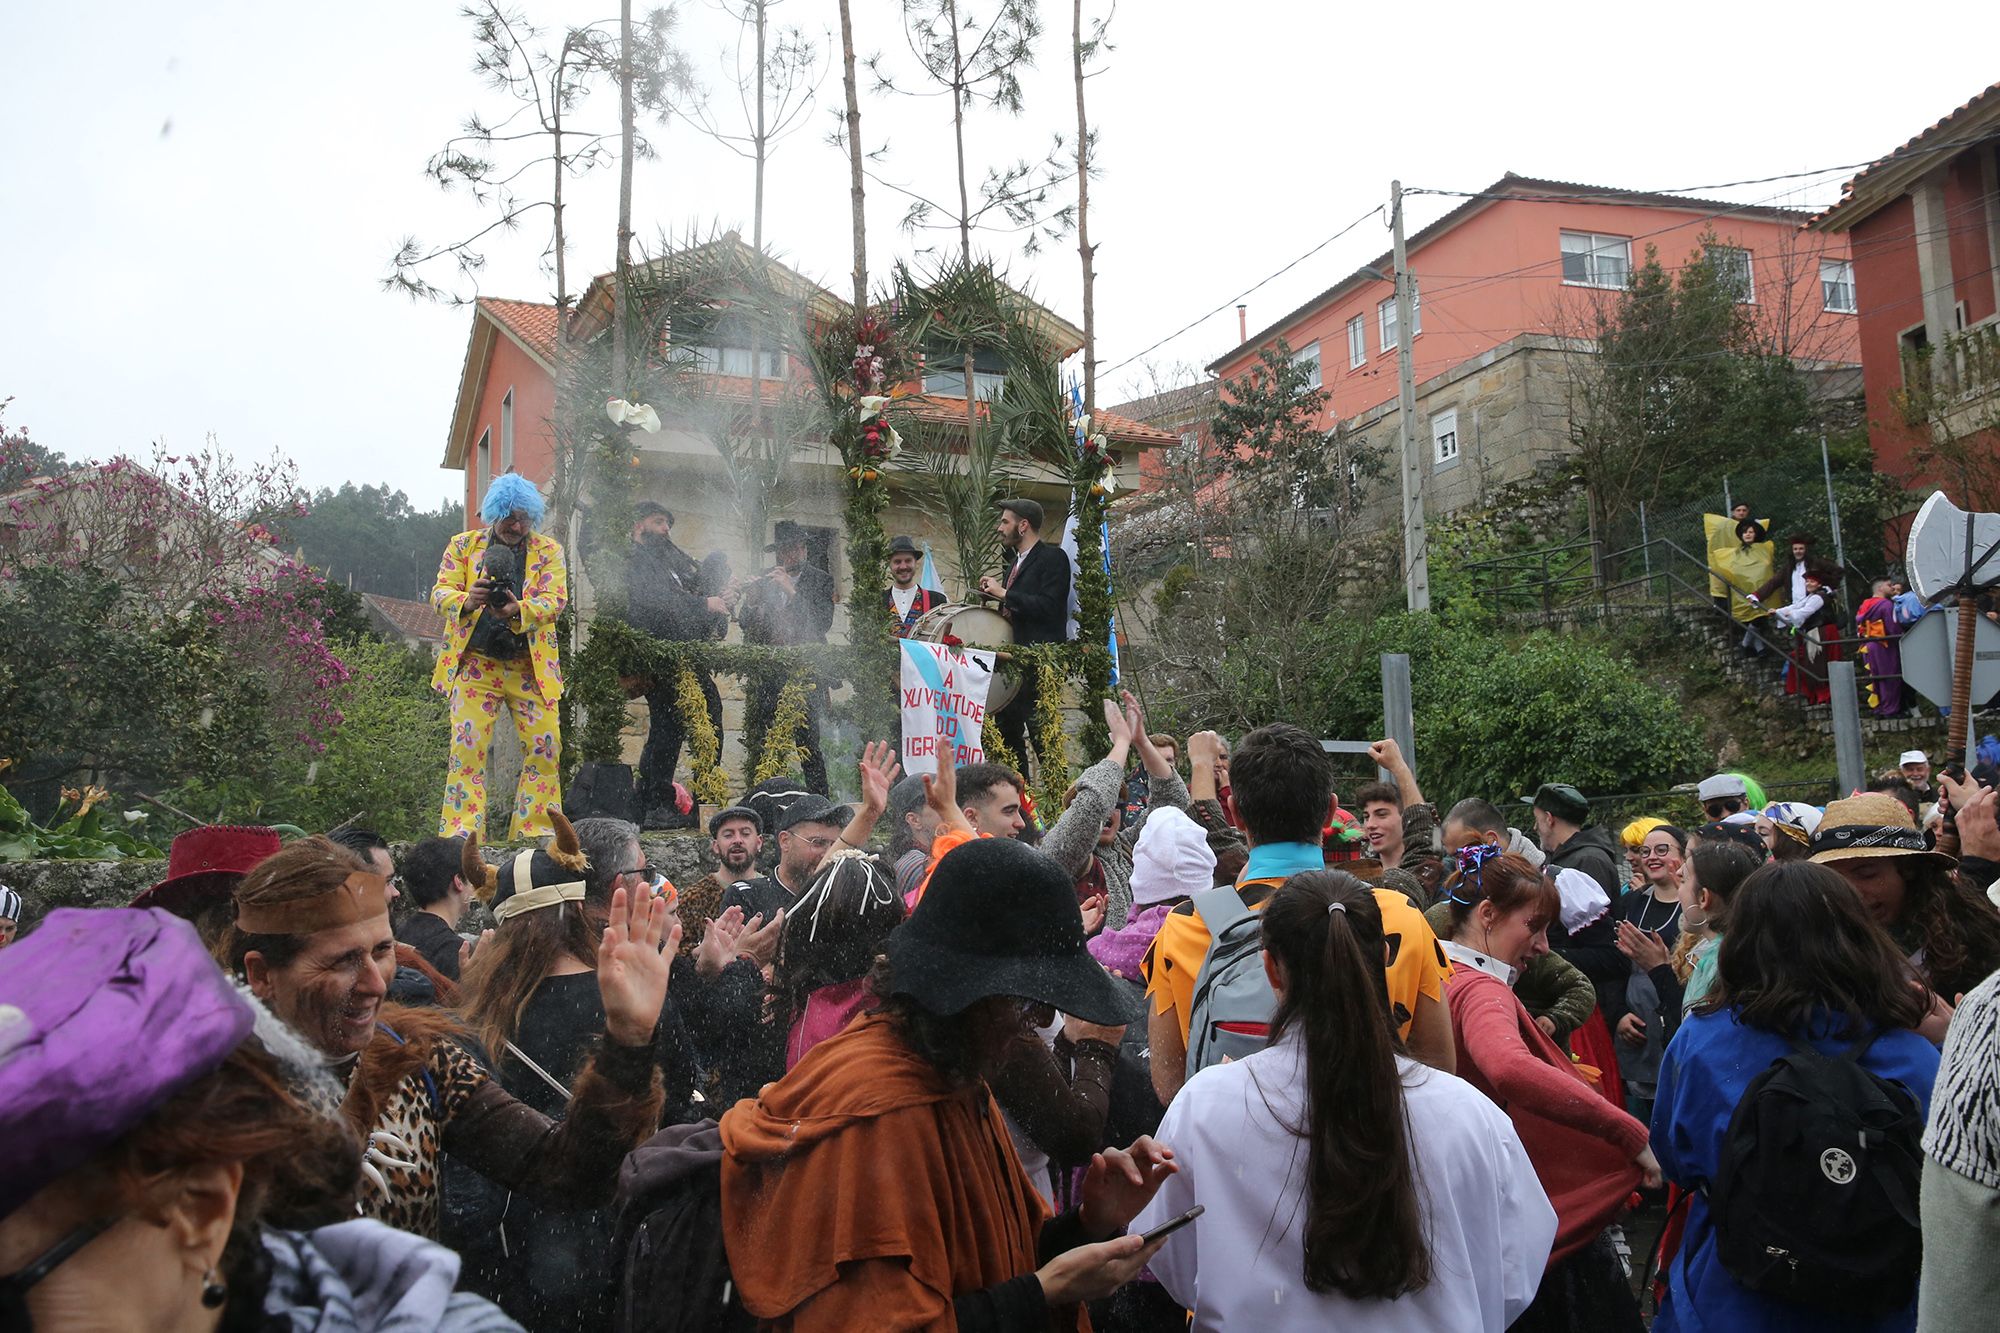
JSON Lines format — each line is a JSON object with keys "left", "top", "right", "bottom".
{"left": 720, "top": 1012, "right": 1085, "bottom": 1332}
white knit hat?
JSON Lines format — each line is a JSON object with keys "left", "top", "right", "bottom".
{"left": 1129, "top": 808, "right": 1217, "bottom": 907}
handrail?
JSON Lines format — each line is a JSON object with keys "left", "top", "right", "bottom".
{"left": 1464, "top": 534, "right": 1907, "bottom": 688}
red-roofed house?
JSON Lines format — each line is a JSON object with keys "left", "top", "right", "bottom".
{"left": 1194, "top": 174, "right": 1859, "bottom": 524}
{"left": 441, "top": 235, "right": 1177, "bottom": 638}
{"left": 361, "top": 593, "right": 447, "bottom": 653}
{"left": 1810, "top": 82, "right": 2000, "bottom": 509}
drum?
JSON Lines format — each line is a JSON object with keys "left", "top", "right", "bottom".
{"left": 909, "top": 602, "right": 1020, "bottom": 710}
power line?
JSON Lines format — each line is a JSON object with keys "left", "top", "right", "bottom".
{"left": 1098, "top": 204, "right": 1383, "bottom": 380}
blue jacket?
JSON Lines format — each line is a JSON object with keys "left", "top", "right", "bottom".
{"left": 1650, "top": 1009, "right": 1939, "bottom": 1333}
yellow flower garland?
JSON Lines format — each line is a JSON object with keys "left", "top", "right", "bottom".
{"left": 1031, "top": 657, "right": 1071, "bottom": 814}
{"left": 754, "top": 670, "right": 815, "bottom": 785}
{"left": 981, "top": 719, "right": 1020, "bottom": 775}
{"left": 673, "top": 662, "right": 730, "bottom": 808}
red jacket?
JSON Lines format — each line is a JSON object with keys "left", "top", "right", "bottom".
{"left": 1447, "top": 964, "right": 1647, "bottom": 1263}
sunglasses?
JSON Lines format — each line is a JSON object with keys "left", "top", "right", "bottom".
{"left": 1703, "top": 798, "right": 1746, "bottom": 819}
{"left": 0, "top": 1215, "right": 120, "bottom": 1329}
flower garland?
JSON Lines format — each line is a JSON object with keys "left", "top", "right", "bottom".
{"left": 753, "top": 669, "right": 816, "bottom": 785}
{"left": 981, "top": 718, "right": 1021, "bottom": 776}
{"left": 1031, "top": 656, "right": 1071, "bottom": 815}
{"left": 673, "top": 661, "right": 730, "bottom": 807}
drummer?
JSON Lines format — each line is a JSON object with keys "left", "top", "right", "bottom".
{"left": 883, "top": 534, "right": 946, "bottom": 638}
{"left": 977, "top": 497, "right": 1073, "bottom": 769}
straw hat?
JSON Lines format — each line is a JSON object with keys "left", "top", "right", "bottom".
{"left": 1808, "top": 793, "right": 1955, "bottom": 869}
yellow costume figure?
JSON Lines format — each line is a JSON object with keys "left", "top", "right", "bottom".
{"left": 1705, "top": 513, "right": 1775, "bottom": 624}
{"left": 431, "top": 477, "right": 567, "bottom": 840}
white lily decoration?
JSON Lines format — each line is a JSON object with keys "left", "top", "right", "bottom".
{"left": 857, "top": 394, "right": 891, "bottom": 422}
{"left": 1074, "top": 413, "right": 1091, "bottom": 436}
{"left": 1091, "top": 432, "right": 1108, "bottom": 453}
{"left": 606, "top": 398, "right": 662, "bottom": 434}
{"left": 1098, "top": 469, "right": 1119, "bottom": 495}
{"left": 882, "top": 425, "right": 903, "bottom": 461}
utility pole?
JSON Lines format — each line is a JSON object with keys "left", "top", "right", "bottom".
{"left": 1391, "top": 180, "right": 1429, "bottom": 611}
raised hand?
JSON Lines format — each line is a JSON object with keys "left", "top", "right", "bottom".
{"left": 923, "top": 758, "right": 973, "bottom": 834}
{"left": 738, "top": 908, "right": 786, "bottom": 968}
{"left": 1080, "top": 895, "right": 1107, "bottom": 936}
{"left": 858, "top": 740, "right": 902, "bottom": 815}
{"left": 696, "top": 904, "right": 747, "bottom": 979}
{"left": 1102, "top": 696, "right": 1134, "bottom": 754}
{"left": 1616, "top": 920, "right": 1672, "bottom": 971}
{"left": 597, "top": 885, "right": 678, "bottom": 1047}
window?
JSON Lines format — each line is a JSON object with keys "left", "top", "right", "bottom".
{"left": 1821, "top": 259, "right": 1857, "bottom": 314}
{"left": 1347, "top": 315, "right": 1366, "bottom": 368}
{"left": 1431, "top": 408, "right": 1460, "bottom": 467}
{"left": 678, "top": 345, "right": 786, "bottom": 379}
{"left": 1378, "top": 285, "right": 1421, "bottom": 352}
{"left": 1292, "top": 340, "right": 1322, "bottom": 389}
{"left": 923, "top": 368, "right": 1007, "bottom": 401}
{"left": 474, "top": 428, "right": 491, "bottom": 516}
{"left": 1707, "top": 246, "right": 1754, "bottom": 303}
{"left": 1561, "top": 231, "right": 1633, "bottom": 289}
{"left": 500, "top": 389, "right": 515, "bottom": 470}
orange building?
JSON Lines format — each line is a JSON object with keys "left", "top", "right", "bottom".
{"left": 1810, "top": 82, "right": 2000, "bottom": 509}
{"left": 1173, "top": 175, "right": 1860, "bottom": 525}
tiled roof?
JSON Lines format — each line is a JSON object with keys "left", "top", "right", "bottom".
{"left": 1811, "top": 80, "right": 2000, "bottom": 231}
{"left": 362, "top": 593, "right": 445, "bottom": 646}
{"left": 477, "top": 298, "right": 561, "bottom": 363}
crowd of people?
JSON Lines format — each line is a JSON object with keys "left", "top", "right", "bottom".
{"left": 6, "top": 683, "right": 2000, "bottom": 1331}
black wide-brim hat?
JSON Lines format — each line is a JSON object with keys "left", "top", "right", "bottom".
{"left": 887, "top": 836, "right": 1139, "bottom": 1026}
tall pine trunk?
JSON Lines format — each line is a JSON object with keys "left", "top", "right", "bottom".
{"left": 948, "top": 0, "right": 976, "bottom": 453}
{"left": 612, "top": 0, "right": 636, "bottom": 399}
{"left": 838, "top": 0, "right": 867, "bottom": 314}
{"left": 1072, "top": 0, "right": 1094, "bottom": 422}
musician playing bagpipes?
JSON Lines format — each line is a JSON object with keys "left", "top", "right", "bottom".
{"left": 883, "top": 533, "right": 946, "bottom": 637}
{"left": 737, "top": 520, "right": 837, "bottom": 794}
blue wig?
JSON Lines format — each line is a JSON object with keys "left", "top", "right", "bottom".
{"left": 479, "top": 472, "right": 545, "bottom": 526}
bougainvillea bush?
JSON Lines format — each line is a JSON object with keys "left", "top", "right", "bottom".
{"left": 0, "top": 434, "right": 430, "bottom": 835}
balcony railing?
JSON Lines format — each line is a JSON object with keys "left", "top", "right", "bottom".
{"left": 1899, "top": 320, "right": 2000, "bottom": 438}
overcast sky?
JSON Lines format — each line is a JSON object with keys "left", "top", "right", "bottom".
{"left": 3, "top": 1, "right": 1993, "bottom": 503}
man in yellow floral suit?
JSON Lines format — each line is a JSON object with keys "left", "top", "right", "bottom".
{"left": 431, "top": 473, "right": 567, "bottom": 839}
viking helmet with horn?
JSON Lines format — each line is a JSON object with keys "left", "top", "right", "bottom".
{"left": 461, "top": 812, "right": 594, "bottom": 925}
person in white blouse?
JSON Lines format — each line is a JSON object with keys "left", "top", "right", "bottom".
{"left": 1132, "top": 869, "right": 1556, "bottom": 1332}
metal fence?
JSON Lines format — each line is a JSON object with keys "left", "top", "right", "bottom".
{"left": 1459, "top": 534, "right": 1909, "bottom": 698}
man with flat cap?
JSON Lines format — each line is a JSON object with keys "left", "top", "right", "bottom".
{"left": 978, "top": 497, "right": 1073, "bottom": 771}
{"left": 883, "top": 533, "right": 946, "bottom": 638}
{"left": 626, "top": 501, "right": 731, "bottom": 828}
{"left": 1527, "top": 782, "right": 1623, "bottom": 894}
{"left": 739, "top": 519, "right": 837, "bottom": 794}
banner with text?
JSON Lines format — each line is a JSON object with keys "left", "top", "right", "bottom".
{"left": 900, "top": 639, "right": 994, "bottom": 776}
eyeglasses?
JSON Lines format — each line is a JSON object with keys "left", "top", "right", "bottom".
{"left": 0, "top": 1215, "right": 121, "bottom": 1328}
{"left": 794, "top": 834, "right": 837, "bottom": 852}
{"left": 616, "top": 863, "right": 652, "bottom": 880}
{"left": 1703, "top": 798, "right": 1747, "bottom": 819}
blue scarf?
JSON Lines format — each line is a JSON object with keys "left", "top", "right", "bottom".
{"left": 1240, "top": 841, "right": 1325, "bottom": 884}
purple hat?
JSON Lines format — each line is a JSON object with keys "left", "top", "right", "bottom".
{"left": 0, "top": 908, "right": 254, "bottom": 1219}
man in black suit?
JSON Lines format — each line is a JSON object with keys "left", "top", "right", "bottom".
{"left": 882, "top": 533, "right": 946, "bottom": 638}
{"left": 978, "top": 497, "right": 1072, "bottom": 771}
{"left": 625, "top": 502, "right": 729, "bottom": 827}
{"left": 738, "top": 519, "right": 837, "bottom": 793}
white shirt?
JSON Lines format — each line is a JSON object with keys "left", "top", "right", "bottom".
{"left": 890, "top": 584, "right": 919, "bottom": 619}
{"left": 1133, "top": 1037, "right": 1555, "bottom": 1332}
{"left": 1773, "top": 590, "right": 1825, "bottom": 629}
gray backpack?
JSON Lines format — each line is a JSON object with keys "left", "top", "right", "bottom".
{"left": 1184, "top": 886, "right": 1277, "bottom": 1079}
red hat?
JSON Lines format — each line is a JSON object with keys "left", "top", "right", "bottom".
{"left": 130, "top": 825, "right": 283, "bottom": 917}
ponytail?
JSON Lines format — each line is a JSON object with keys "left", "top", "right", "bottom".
{"left": 1262, "top": 871, "right": 1432, "bottom": 1299}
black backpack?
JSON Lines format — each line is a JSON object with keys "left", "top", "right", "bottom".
{"left": 614, "top": 1120, "right": 755, "bottom": 1333}
{"left": 1706, "top": 1036, "right": 1925, "bottom": 1315}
